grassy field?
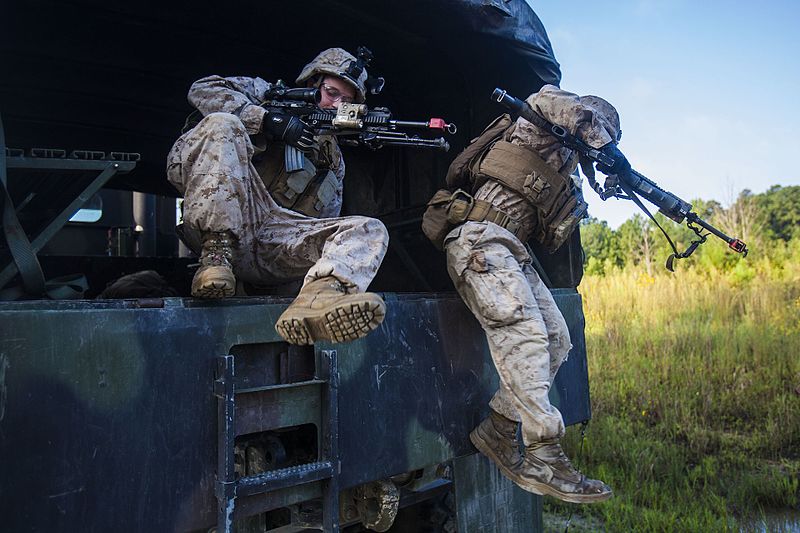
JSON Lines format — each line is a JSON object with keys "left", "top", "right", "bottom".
{"left": 545, "top": 263, "right": 800, "bottom": 532}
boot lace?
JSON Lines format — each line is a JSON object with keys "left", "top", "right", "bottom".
{"left": 201, "top": 233, "right": 233, "bottom": 267}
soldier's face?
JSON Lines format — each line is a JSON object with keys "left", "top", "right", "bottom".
{"left": 318, "top": 76, "right": 356, "bottom": 109}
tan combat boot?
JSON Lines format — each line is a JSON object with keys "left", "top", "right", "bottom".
{"left": 470, "top": 410, "right": 524, "bottom": 471}
{"left": 191, "top": 232, "right": 236, "bottom": 299}
{"left": 517, "top": 440, "right": 612, "bottom": 503}
{"left": 275, "top": 276, "right": 385, "bottom": 345}
{"left": 471, "top": 412, "right": 612, "bottom": 504}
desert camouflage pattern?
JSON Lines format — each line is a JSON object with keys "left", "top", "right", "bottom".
{"left": 168, "top": 112, "right": 387, "bottom": 292}
{"left": 445, "top": 221, "right": 570, "bottom": 443}
{"left": 187, "top": 75, "right": 273, "bottom": 136}
{"left": 447, "top": 86, "right": 621, "bottom": 443}
{"left": 473, "top": 85, "right": 620, "bottom": 233}
{"left": 445, "top": 222, "right": 571, "bottom": 444}
{"left": 296, "top": 47, "right": 368, "bottom": 103}
{"left": 186, "top": 75, "right": 346, "bottom": 217}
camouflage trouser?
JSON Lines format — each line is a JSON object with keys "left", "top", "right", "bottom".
{"left": 167, "top": 113, "right": 388, "bottom": 291}
{"left": 445, "top": 221, "right": 571, "bottom": 444}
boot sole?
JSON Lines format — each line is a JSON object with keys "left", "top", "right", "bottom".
{"left": 470, "top": 427, "right": 611, "bottom": 504}
{"left": 275, "top": 295, "right": 386, "bottom": 345}
{"left": 192, "top": 281, "right": 235, "bottom": 299}
{"left": 191, "top": 267, "right": 236, "bottom": 299}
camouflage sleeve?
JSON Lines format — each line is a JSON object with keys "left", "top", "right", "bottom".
{"left": 187, "top": 75, "right": 273, "bottom": 135}
{"left": 526, "top": 85, "right": 614, "bottom": 149}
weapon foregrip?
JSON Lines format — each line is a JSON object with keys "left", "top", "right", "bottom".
{"left": 623, "top": 170, "right": 691, "bottom": 222}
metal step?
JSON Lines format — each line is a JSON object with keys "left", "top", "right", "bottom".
{"left": 216, "top": 349, "right": 341, "bottom": 532}
{"left": 238, "top": 460, "right": 335, "bottom": 496}
{"left": 236, "top": 379, "right": 326, "bottom": 394}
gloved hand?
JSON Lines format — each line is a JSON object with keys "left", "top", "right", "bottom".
{"left": 596, "top": 143, "right": 631, "bottom": 177}
{"left": 262, "top": 111, "right": 315, "bottom": 151}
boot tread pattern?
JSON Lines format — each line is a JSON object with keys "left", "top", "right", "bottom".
{"left": 275, "top": 319, "right": 312, "bottom": 345}
{"left": 276, "top": 300, "right": 385, "bottom": 345}
{"left": 192, "top": 282, "right": 236, "bottom": 299}
{"left": 191, "top": 265, "right": 236, "bottom": 299}
{"left": 324, "top": 302, "right": 383, "bottom": 342}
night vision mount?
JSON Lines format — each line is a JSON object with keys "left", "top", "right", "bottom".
{"left": 341, "top": 46, "right": 385, "bottom": 96}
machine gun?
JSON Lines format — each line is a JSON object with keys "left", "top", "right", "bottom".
{"left": 491, "top": 88, "right": 748, "bottom": 271}
{"left": 261, "top": 81, "right": 456, "bottom": 153}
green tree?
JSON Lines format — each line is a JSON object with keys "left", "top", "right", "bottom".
{"left": 644, "top": 198, "right": 729, "bottom": 272}
{"left": 617, "top": 214, "right": 655, "bottom": 274}
{"left": 580, "top": 217, "right": 621, "bottom": 275}
{"left": 754, "top": 185, "right": 800, "bottom": 242}
{"left": 582, "top": 184, "right": 797, "bottom": 276}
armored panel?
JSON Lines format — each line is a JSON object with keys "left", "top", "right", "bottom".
{"left": 0, "top": 291, "right": 589, "bottom": 532}
{"left": 452, "top": 453, "right": 543, "bottom": 533}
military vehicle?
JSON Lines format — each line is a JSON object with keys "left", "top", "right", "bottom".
{"left": 0, "top": 1, "right": 592, "bottom": 531}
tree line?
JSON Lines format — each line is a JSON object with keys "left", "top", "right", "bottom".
{"left": 580, "top": 184, "right": 800, "bottom": 277}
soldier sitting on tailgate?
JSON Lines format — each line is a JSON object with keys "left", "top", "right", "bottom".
{"left": 167, "top": 48, "right": 388, "bottom": 346}
{"left": 423, "top": 85, "right": 621, "bottom": 503}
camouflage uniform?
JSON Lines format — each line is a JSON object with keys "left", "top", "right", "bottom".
{"left": 446, "top": 85, "right": 619, "bottom": 444}
{"left": 167, "top": 74, "right": 388, "bottom": 293}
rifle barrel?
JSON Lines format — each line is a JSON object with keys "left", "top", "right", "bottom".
{"left": 391, "top": 120, "right": 434, "bottom": 129}
{"left": 625, "top": 169, "right": 692, "bottom": 223}
{"left": 685, "top": 212, "right": 747, "bottom": 253}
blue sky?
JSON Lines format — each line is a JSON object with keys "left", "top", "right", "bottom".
{"left": 528, "top": 1, "right": 800, "bottom": 228}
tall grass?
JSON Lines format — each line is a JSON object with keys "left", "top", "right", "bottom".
{"left": 547, "top": 260, "right": 800, "bottom": 531}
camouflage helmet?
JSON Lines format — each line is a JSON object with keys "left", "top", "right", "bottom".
{"left": 579, "top": 95, "right": 621, "bottom": 143}
{"left": 578, "top": 95, "right": 622, "bottom": 180}
{"left": 296, "top": 47, "right": 368, "bottom": 103}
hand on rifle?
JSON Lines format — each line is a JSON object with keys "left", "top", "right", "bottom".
{"left": 596, "top": 143, "right": 631, "bottom": 177}
{"left": 262, "top": 110, "right": 315, "bottom": 151}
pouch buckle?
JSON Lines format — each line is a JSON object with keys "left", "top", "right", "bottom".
{"left": 524, "top": 173, "right": 550, "bottom": 200}
{"left": 447, "top": 189, "right": 475, "bottom": 224}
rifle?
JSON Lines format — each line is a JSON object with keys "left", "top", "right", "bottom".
{"left": 261, "top": 81, "right": 457, "bottom": 173}
{"left": 491, "top": 88, "right": 748, "bottom": 271}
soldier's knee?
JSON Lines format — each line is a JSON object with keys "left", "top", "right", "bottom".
{"left": 359, "top": 217, "right": 389, "bottom": 246}
{"left": 198, "top": 112, "right": 247, "bottom": 135}
{"left": 484, "top": 306, "right": 527, "bottom": 329}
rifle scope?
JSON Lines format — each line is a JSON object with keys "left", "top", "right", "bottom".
{"left": 265, "top": 87, "right": 321, "bottom": 105}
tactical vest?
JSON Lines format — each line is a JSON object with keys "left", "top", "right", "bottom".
{"left": 253, "top": 134, "right": 343, "bottom": 217}
{"left": 423, "top": 114, "right": 587, "bottom": 252}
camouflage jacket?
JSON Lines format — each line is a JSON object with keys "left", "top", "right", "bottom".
{"left": 188, "top": 75, "right": 345, "bottom": 218}
{"left": 474, "top": 85, "right": 618, "bottom": 230}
